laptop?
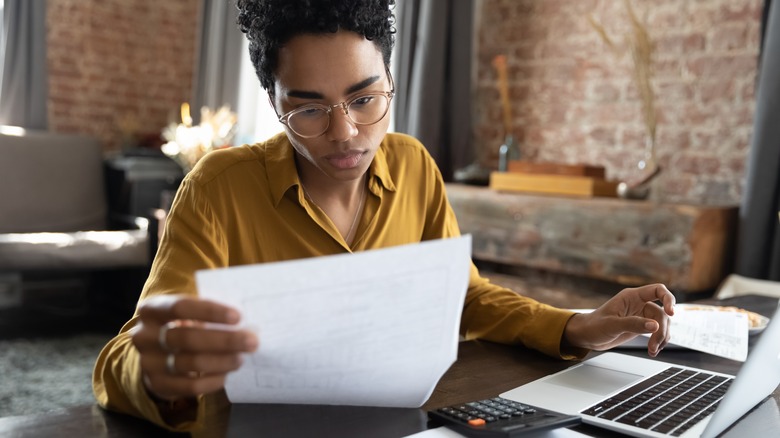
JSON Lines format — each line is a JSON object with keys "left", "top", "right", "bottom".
{"left": 501, "top": 303, "right": 780, "bottom": 437}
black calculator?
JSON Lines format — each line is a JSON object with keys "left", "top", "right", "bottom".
{"left": 428, "top": 396, "right": 581, "bottom": 437}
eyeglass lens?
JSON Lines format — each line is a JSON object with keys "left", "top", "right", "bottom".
{"left": 287, "top": 93, "right": 390, "bottom": 138}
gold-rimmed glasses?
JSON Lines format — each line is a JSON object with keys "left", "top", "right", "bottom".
{"left": 276, "top": 73, "right": 395, "bottom": 139}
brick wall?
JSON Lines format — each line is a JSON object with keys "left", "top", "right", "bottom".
{"left": 47, "top": 0, "right": 200, "bottom": 151}
{"left": 474, "top": 0, "right": 762, "bottom": 204}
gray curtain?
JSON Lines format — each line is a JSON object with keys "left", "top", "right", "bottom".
{"left": 393, "top": 0, "right": 474, "bottom": 180}
{"left": 190, "top": 0, "right": 244, "bottom": 124}
{"left": 0, "top": 0, "right": 47, "bottom": 129}
{"left": 735, "top": 0, "right": 780, "bottom": 281}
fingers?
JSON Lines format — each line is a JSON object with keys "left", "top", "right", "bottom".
{"left": 641, "top": 301, "right": 672, "bottom": 357}
{"left": 177, "top": 324, "right": 259, "bottom": 353}
{"left": 137, "top": 328, "right": 255, "bottom": 400}
{"left": 630, "top": 283, "right": 676, "bottom": 316}
{"left": 130, "top": 295, "right": 258, "bottom": 401}
{"left": 647, "top": 329, "right": 671, "bottom": 357}
{"left": 134, "top": 322, "right": 259, "bottom": 355}
{"left": 595, "top": 293, "right": 671, "bottom": 355}
{"left": 661, "top": 291, "right": 676, "bottom": 316}
{"left": 616, "top": 315, "right": 658, "bottom": 336}
{"left": 137, "top": 295, "right": 242, "bottom": 325}
{"left": 141, "top": 350, "right": 245, "bottom": 377}
{"left": 143, "top": 371, "right": 228, "bottom": 400}
{"left": 132, "top": 295, "right": 257, "bottom": 355}
{"left": 607, "top": 314, "right": 669, "bottom": 357}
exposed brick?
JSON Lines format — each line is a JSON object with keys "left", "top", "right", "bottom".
{"left": 620, "top": 127, "right": 649, "bottom": 149}
{"left": 475, "top": 0, "right": 759, "bottom": 205}
{"left": 512, "top": 43, "right": 538, "bottom": 61}
{"left": 673, "top": 154, "right": 722, "bottom": 174}
{"left": 655, "top": 33, "right": 706, "bottom": 55}
{"left": 724, "top": 156, "right": 747, "bottom": 177}
{"left": 735, "top": 105, "right": 756, "bottom": 126}
{"left": 656, "top": 128, "right": 691, "bottom": 151}
{"left": 698, "top": 79, "right": 737, "bottom": 104}
{"left": 46, "top": 0, "right": 757, "bottom": 206}
{"left": 717, "top": 1, "right": 763, "bottom": 23}
{"left": 569, "top": 102, "right": 640, "bottom": 125}
{"left": 648, "top": 8, "right": 688, "bottom": 28}
{"left": 660, "top": 174, "right": 695, "bottom": 198}
{"left": 686, "top": 54, "right": 758, "bottom": 79}
{"left": 47, "top": 0, "right": 200, "bottom": 151}
{"left": 587, "top": 126, "right": 618, "bottom": 145}
{"left": 534, "top": 80, "right": 587, "bottom": 103}
{"left": 588, "top": 81, "right": 623, "bottom": 102}
{"left": 508, "top": 83, "right": 532, "bottom": 101}
{"left": 655, "top": 80, "right": 695, "bottom": 102}
{"left": 540, "top": 37, "right": 601, "bottom": 61}
{"left": 653, "top": 58, "right": 685, "bottom": 79}
{"left": 708, "top": 23, "right": 751, "bottom": 52}
{"left": 692, "top": 126, "right": 734, "bottom": 151}
{"left": 737, "top": 77, "right": 757, "bottom": 103}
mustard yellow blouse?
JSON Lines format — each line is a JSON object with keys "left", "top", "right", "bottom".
{"left": 92, "top": 132, "right": 581, "bottom": 431}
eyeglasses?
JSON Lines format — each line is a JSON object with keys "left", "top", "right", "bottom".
{"left": 276, "top": 75, "right": 395, "bottom": 139}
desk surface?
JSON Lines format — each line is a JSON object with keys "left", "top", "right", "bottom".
{"left": 1, "top": 295, "right": 778, "bottom": 437}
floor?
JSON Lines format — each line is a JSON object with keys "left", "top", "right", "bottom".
{"left": 0, "top": 281, "right": 127, "bottom": 418}
{"left": 0, "top": 330, "right": 113, "bottom": 418}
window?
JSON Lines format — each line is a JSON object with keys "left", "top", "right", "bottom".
{"left": 233, "top": 38, "right": 284, "bottom": 145}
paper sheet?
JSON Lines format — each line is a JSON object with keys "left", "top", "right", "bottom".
{"left": 571, "top": 307, "right": 749, "bottom": 361}
{"left": 669, "top": 307, "right": 748, "bottom": 362}
{"left": 196, "top": 235, "right": 472, "bottom": 407}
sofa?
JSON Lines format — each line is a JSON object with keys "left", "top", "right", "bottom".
{"left": 0, "top": 128, "right": 152, "bottom": 323}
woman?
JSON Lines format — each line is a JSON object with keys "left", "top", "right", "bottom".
{"left": 93, "top": 0, "right": 674, "bottom": 431}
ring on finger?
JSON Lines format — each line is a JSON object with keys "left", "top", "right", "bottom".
{"left": 166, "top": 353, "right": 201, "bottom": 378}
{"left": 158, "top": 320, "right": 181, "bottom": 352}
{"left": 166, "top": 353, "right": 177, "bottom": 374}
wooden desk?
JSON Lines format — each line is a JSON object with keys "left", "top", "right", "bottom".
{"left": 1, "top": 296, "right": 778, "bottom": 437}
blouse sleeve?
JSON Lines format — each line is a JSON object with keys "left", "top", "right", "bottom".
{"left": 92, "top": 177, "right": 227, "bottom": 431}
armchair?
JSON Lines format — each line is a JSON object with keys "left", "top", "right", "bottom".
{"left": 0, "top": 128, "right": 152, "bottom": 326}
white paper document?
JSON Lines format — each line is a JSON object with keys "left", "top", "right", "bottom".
{"left": 196, "top": 236, "right": 472, "bottom": 407}
{"left": 572, "top": 307, "right": 749, "bottom": 361}
{"left": 669, "top": 306, "right": 749, "bottom": 362}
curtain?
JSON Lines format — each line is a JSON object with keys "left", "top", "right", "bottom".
{"left": 393, "top": 0, "right": 474, "bottom": 180}
{"left": 761, "top": 0, "right": 773, "bottom": 55}
{"left": 735, "top": 0, "right": 780, "bottom": 281}
{"left": 190, "top": 0, "right": 244, "bottom": 124}
{"left": 0, "top": 0, "right": 47, "bottom": 129}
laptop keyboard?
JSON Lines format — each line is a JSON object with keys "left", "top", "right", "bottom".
{"left": 581, "top": 367, "right": 733, "bottom": 436}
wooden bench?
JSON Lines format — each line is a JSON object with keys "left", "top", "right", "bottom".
{"left": 446, "top": 183, "right": 738, "bottom": 294}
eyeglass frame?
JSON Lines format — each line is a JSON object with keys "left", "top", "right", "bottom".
{"left": 273, "top": 69, "right": 396, "bottom": 139}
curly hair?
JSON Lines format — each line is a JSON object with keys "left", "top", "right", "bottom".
{"left": 236, "top": 0, "right": 396, "bottom": 93}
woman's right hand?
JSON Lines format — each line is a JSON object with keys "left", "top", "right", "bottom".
{"left": 131, "top": 295, "right": 259, "bottom": 401}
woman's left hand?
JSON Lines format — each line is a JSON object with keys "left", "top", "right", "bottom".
{"left": 563, "top": 283, "right": 675, "bottom": 357}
